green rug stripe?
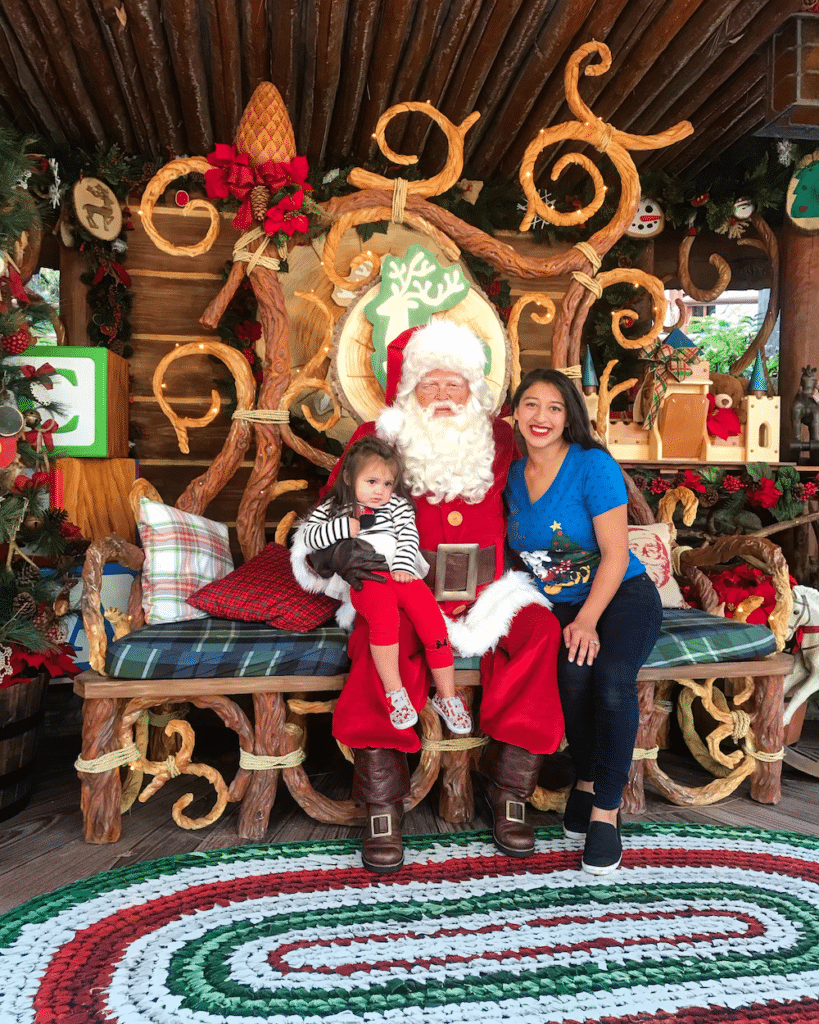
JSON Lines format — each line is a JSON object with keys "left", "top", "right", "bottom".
{"left": 1, "top": 822, "right": 818, "bottom": 949}
{"left": 167, "top": 882, "right": 819, "bottom": 1016}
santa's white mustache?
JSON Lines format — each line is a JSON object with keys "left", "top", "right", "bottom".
{"left": 424, "top": 399, "right": 465, "bottom": 415}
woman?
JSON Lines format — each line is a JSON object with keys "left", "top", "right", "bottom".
{"left": 505, "top": 368, "right": 662, "bottom": 874}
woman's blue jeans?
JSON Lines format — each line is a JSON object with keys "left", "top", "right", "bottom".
{"left": 550, "top": 572, "right": 663, "bottom": 810}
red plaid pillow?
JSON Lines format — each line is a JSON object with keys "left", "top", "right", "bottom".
{"left": 187, "top": 543, "right": 339, "bottom": 631}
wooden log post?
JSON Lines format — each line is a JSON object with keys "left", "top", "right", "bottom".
{"left": 779, "top": 219, "right": 819, "bottom": 458}
{"left": 747, "top": 668, "right": 785, "bottom": 805}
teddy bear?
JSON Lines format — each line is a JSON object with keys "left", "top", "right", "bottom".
{"left": 707, "top": 372, "right": 747, "bottom": 439}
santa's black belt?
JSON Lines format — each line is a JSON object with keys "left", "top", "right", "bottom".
{"left": 420, "top": 544, "right": 496, "bottom": 602}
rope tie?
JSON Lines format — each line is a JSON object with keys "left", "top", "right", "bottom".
{"left": 575, "top": 241, "right": 602, "bottom": 273}
{"left": 74, "top": 745, "right": 141, "bottom": 773}
{"left": 421, "top": 735, "right": 489, "bottom": 752}
{"left": 232, "top": 408, "right": 290, "bottom": 423}
{"left": 162, "top": 755, "right": 181, "bottom": 779}
{"left": 563, "top": 365, "right": 582, "bottom": 379}
{"left": 232, "top": 228, "right": 281, "bottom": 274}
{"left": 750, "top": 747, "right": 784, "bottom": 762}
{"left": 239, "top": 748, "right": 306, "bottom": 770}
{"left": 596, "top": 121, "right": 615, "bottom": 153}
{"left": 632, "top": 746, "right": 659, "bottom": 761}
{"left": 571, "top": 271, "right": 603, "bottom": 298}
{"left": 731, "top": 709, "right": 751, "bottom": 742}
{"left": 654, "top": 700, "right": 674, "bottom": 713}
{"left": 391, "top": 178, "right": 408, "bottom": 223}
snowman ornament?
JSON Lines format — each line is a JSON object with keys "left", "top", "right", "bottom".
{"left": 626, "top": 197, "right": 665, "bottom": 239}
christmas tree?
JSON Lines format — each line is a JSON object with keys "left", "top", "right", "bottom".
{"left": 0, "top": 121, "right": 85, "bottom": 686}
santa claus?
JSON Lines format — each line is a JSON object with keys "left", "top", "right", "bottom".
{"left": 293, "top": 319, "right": 564, "bottom": 872}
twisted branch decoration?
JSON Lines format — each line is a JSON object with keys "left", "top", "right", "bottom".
{"left": 507, "top": 294, "right": 556, "bottom": 395}
{"left": 518, "top": 42, "right": 692, "bottom": 248}
{"left": 731, "top": 213, "right": 780, "bottom": 379}
{"left": 119, "top": 718, "right": 230, "bottom": 830}
{"left": 677, "top": 233, "right": 731, "bottom": 303}
{"left": 319, "top": 205, "right": 460, "bottom": 292}
{"left": 349, "top": 102, "right": 481, "bottom": 198}
{"left": 139, "top": 157, "right": 221, "bottom": 257}
{"left": 595, "top": 359, "right": 638, "bottom": 434}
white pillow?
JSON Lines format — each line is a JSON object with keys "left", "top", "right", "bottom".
{"left": 137, "top": 498, "right": 233, "bottom": 624}
{"left": 628, "top": 522, "right": 687, "bottom": 609}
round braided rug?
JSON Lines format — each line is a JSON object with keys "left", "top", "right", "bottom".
{"left": 2, "top": 823, "right": 819, "bottom": 1024}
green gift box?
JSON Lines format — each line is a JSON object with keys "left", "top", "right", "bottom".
{"left": 7, "top": 345, "right": 129, "bottom": 457}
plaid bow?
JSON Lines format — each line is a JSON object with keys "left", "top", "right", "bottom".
{"left": 641, "top": 342, "right": 699, "bottom": 430}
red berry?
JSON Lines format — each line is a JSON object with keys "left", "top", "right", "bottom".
{"left": 2, "top": 325, "right": 32, "bottom": 354}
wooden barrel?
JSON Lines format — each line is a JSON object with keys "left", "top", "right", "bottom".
{"left": 0, "top": 672, "right": 48, "bottom": 822}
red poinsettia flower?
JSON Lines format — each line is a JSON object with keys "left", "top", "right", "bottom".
{"left": 747, "top": 476, "right": 782, "bottom": 510}
{"left": 263, "top": 191, "right": 309, "bottom": 237}
{"left": 677, "top": 469, "right": 706, "bottom": 493}
{"left": 234, "top": 320, "right": 262, "bottom": 342}
{"left": 2, "top": 642, "right": 79, "bottom": 687}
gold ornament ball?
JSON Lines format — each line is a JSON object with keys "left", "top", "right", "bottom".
{"left": 23, "top": 513, "right": 44, "bottom": 531}
{"left": 23, "top": 410, "right": 41, "bottom": 429}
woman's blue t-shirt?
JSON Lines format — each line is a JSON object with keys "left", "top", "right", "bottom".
{"left": 505, "top": 443, "right": 645, "bottom": 603}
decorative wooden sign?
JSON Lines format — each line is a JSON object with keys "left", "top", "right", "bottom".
{"left": 73, "top": 177, "right": 122, "bottom": 240}
{"left": 787, "top": 152, "right": 819, "bottom": 232}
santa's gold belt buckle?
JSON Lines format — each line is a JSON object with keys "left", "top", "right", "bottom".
{"left": 434, "top": 543, "right": 480, "bottom": 602}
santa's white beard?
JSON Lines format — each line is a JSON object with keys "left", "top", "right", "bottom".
{"left": 392, "top": 394, "right": 495, "bottom": 504}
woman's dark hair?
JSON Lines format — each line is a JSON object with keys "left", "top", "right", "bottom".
{"left": 511, "top": 368, "right": 606, "bottom": 451}
{"left": 324, "top": 435, "right": 411, "bottom": 512}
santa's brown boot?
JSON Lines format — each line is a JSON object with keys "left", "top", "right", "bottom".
{"left": 479, "top": 738, "right": 543, "bottom": 858}
{"left": 353, "top": 747, "right": 410, "bottom": 873}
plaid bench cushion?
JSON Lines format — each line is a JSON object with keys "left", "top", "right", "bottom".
{"left": 103, "top": 609, "right": 776, "bottom": 680}
{"left": 104, "top": 618, "right": 353, "bottom": 680}
{"left": 645, "top": 608, "right": 777, "bottom": 669}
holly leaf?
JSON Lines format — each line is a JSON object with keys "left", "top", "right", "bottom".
{"left": 745, "top": 462, "right": 773, "bottom": 483}
{"left": 775, "top": 466, "right": 800, "bottom": 491}
{"left": 356, "top": 220, "right": 388, "bottom": 242}
{"left": 698, "top": 466, "right": 725, "bottom": 487}
{"left": 773, "top": 493, "right": 805, "bottom": 523}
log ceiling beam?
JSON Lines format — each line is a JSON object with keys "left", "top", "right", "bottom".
{"left": 0, "top": 0, "right": 801, "bottom": 185}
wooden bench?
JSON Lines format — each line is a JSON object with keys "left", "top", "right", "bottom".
{"left": 74, "top": 646, "right": 792, "bottom": 843}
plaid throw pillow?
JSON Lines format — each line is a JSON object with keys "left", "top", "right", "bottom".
{"left": 138, "top": 498, "right": 234, "bottom": 624}
{"left": 187, "top": 543, "right": 340, "bottom": 632}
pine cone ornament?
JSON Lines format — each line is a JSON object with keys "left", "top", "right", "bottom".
{"left": 793, "top": 483, "right": 807, "bottom": 502}
{"left": 13, "top": 561, "right": 40, "bottom": 587}
{"left": 2, "top": 324, "right": 32, "bottom": 354}
{"left": 12, "top": 592, "right": 36, "bottom": 620}
{"left": 250, "top": 184, "right": 271, "bottom": 222}
{"left": 700, "top": 487, "right": 720, "bottom": 508}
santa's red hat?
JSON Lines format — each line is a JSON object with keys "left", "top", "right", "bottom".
{"left": 384, "top": 320, "right": 488, "bottom": 403}
{"left": 378, "top": 319, "right": 490, "bottom": 440}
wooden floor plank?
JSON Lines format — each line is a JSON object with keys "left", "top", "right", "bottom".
{"left": 1, "top": 689, "right": 818, "bottom": 917}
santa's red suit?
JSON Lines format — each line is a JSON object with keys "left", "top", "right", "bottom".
{"left": 315, "top": 416, "right": 565, "bottom": 754}
{"left": 292, "top": 319, "right": 563, "bottom": 869}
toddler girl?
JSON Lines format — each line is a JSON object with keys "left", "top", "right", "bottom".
{"left": 301, "top": 436, "right": 472, "bottom": 735}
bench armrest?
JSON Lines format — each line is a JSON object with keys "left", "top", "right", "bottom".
{"left": 81, "top": 534, "right": 145, "bottom": 673}
{"left": 679, "top": 535, "right": 793, "bottom": 652}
